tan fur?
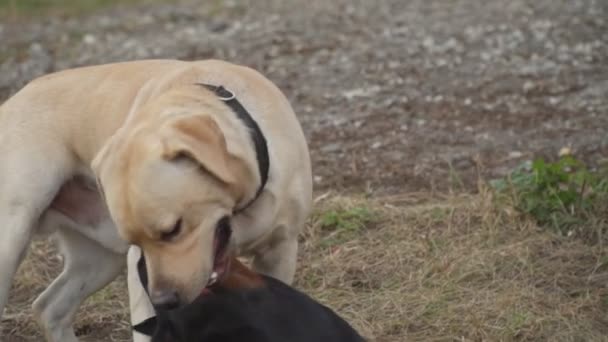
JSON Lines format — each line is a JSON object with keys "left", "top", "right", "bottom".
{"left": 0, "top": 59, "right": 312, "bottom": 342}
{"left": 216, "top": 257, "right": 265, "bottom": 291}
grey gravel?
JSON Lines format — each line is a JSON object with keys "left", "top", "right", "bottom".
{"left": 0, "top": 0, "right": 607, "bottom": 194}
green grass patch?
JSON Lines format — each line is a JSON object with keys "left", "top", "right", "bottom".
{"left": 320, "top": 206, "right": 376, "bottom": 232}
{"left": 504, "top": 310, "right": 532, "bottom": 338}
{"left": 491, "top": 154, "right": 608, "bottom": 238}
{"left": 317, "top": 205, "right": 377, "bottom": 247}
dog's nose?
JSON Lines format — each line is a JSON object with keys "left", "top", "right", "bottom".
{"left": 150, "top": 289, "right": 180, "bottom": 311}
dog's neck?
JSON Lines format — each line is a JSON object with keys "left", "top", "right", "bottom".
{"left": 198, "top": 84, "right": 269, "bottom": 214}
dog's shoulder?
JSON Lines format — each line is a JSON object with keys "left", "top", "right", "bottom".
{"left": 259, "top": 275, "right": 366, "bottom": 341}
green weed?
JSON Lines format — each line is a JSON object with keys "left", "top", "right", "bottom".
{"left": 318, "top": 206, "right": 377, "bottom": 247}
{"left": 505, "top": 310, "right": 530, "bottom": 337}
{"left": 491, "top": 155, "right": 608, "bottom": 237}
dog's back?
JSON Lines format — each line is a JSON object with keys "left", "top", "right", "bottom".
{"left": 134, "top": 258, "right": 364, "bottom": 342}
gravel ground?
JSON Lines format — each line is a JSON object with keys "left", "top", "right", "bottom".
{"left": 1, "top": 0, "right": 607, "bottom": 194}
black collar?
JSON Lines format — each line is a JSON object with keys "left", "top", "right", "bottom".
{"left": 197, "top": 84, "right": 269, "bottom": 213}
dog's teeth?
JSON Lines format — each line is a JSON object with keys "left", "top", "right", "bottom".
{"left": 208, "top": 271, "right": 218, "bottom": 285}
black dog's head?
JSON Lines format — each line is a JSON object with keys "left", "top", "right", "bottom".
{"left": 133, "top": 252, "right": 266, "bottom": 341}
{"left": 133, "top": 251, "right": 365, "bottom": 342}
{"left": 132, "top": 313, "right": 174, "bottom": 341}
{"left": 134, "top": 289, "right": 271, "bottom": 342}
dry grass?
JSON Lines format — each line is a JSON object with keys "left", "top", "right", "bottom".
{"left": 301, "top": 191, "right": 608, "bottom": 341}
{"left": 3, "top": 190, "right": 608, "bottom": 341}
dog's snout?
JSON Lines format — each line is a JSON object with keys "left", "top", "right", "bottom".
{"left": 151, "top": 289, "right": 180, "bottom": 311}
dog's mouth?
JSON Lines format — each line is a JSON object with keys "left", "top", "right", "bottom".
{"left": 205, "top": 218, "right": 232, "bottom": 289}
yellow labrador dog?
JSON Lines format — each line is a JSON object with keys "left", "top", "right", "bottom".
{"left": 0, "top": 59, "right": 312, "bottom": 342}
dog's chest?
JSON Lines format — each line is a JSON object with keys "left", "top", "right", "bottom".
{"left": 49, "top": 175, "right": 109, "bottom": 228}
{"left": 43, "top": 173, "right": 129, "bottom": 253}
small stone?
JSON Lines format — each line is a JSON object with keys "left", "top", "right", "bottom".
{"left": 320, "top": 143, "right": 341, "bottom": 153}
{"left": 341, "top": 85, "right": 381, "bottom": 100}
{"left": 508, "top": 151, "right": 523, "bottom": 158}
{"left": 388, "top": 61, "right": 400, "bottom": 69}
{"left": 29, "top": 43, "right": 43, "bottom": 53}
{"left": 422, "top": 37, "right": 435, "bottom": 49}
{"left": 558, "top": 147, "right": 572, "bottom": 157}
{"left": 83, "top": 34, "right": 97, "bottom": 45}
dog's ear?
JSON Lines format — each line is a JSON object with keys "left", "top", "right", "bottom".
{"left": 91, "top": 132, "right": 119, "bottom": 187}
{"left": 90, "top": 136, "right": 111, "bottom": 176}
{"left": 91, "top": 128, "right": 129, "bottom": 198}
{"left": 133, "top": 316, "right": 158, "bottom": 336}
{"left": 137, "top": 252, "right": 149, "bottom": 295}
{"left": 161, "top": 115, "right": 242, "bottom": 186}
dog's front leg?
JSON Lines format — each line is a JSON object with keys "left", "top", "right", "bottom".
{"left": 127, "top": 246, "right": 155, "bottom": 342}
{"left": 0, "top": 206, "right": 36, "bottom": 321}
{"left": 252, "top": 233, "right": 299, "bottom": 285}
{"left": 0, "top": 142, "right": 73, "bottom": 333}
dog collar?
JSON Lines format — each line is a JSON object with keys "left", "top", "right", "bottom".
{"left": 197, "top": 84, "right": 269, "bottom": 213}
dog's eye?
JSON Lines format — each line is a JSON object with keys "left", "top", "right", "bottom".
{"left": 160, "top": 218, "right": 182, "bottom": 241}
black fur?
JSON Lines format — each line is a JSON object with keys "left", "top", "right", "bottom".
{"left": 133, "top": 255, "right": 365, "bottom": 342}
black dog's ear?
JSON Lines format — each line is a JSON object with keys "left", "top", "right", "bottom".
{"left": 133, "top": 316, "right": 158, "bottom": 336}
{"left": 137, "top": 252, "right": 150, "bottom": 295}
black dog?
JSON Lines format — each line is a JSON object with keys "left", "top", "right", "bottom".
{"left": 133, "top": 255, "right": 365, "bottom": 342}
